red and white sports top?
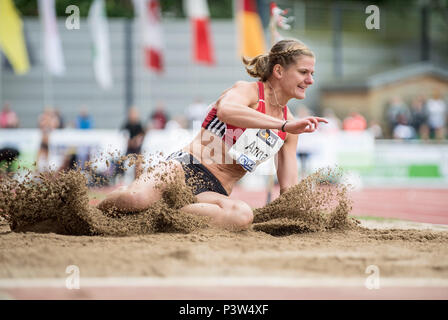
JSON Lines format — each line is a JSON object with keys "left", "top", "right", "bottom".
{"left": 202, "top": 81, "right": 287, "bottom": 146}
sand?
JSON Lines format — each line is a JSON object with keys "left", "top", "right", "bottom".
{"left": 0, "top": 162, "right": 447, "bottom": 280}
{"left": 1, "top": 220, "right": 447, "bottom": 279}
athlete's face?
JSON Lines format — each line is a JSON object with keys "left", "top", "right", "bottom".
{"left": 278, "top": 55, "right": 315, "bottom": 100}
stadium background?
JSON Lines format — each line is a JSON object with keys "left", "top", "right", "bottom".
{"left": 1, "top": 0, "right": 447, "bottom": 188}
{"left": 2, "top": 0, "right": 447, "bottom": 127}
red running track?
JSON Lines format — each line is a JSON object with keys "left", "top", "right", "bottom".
{"left": 2, "top": 286, "right": 447, "bottom": 300}
{"left": 230, "top": 186, "right": 448, "bottom": 225}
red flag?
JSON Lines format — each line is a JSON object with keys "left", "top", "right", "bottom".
{"left": 133, "top": 0, "right": 163, "bottom": 72}
{"left": 185, "top": 0, "right": 214, "bottom": 65}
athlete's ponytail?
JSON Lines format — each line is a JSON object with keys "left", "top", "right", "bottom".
{"left": 242, "top": 54, "right": 270, "bottom": 81}
{"left": 242, "top": 39, "right": 314, "bottom": 82}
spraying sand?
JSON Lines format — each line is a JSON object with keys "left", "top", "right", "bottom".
{"left": 1, "top": 163, "right": 356, "bottom": 237}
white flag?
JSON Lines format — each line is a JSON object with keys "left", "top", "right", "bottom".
{"left": 88, "top": 0, "right": 112, "bottom": 89}
{"left": 184, "top": 0, "right": 215, "bottom": 65}
{"left": 38, "top": 0, "right": 65, "bottom": 76}
{"left": 133, "top": 0, "right": 164, "bottom": 72}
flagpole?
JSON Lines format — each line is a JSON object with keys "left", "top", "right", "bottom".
{"left": 141, "top": 22, "right": 149, "bottom": 118}
{"left": 41, "top": 32, "right": 53, "bottom": 109}
{"left": 39, "top": 0, "right": 52, "bottom": 109}
{"left": 41, "top": 24, "right": 50, "bottom": 108}
{"left": 137, "top": 17, "right": 150, "bottom": 120}
{"left": 141, "top": 21, "right": 151, "bottom": 118}
{"left": 43, "top": 70, "right": 53, "bottom": 108}
{"left": 40, "top": 7, "right": 47, "bottom": 110}
{"left": 233, "top": 0, "right": 239, "bottom": 60}
{"left": 124, "top": 18, "right": 134, "bottom": 113}
{"left": 144, "top": 44, "right": 150, "bottom": 117}
{"left": 266, "top": 6, "right": 276, "bottom": 204}
{"left": 192, "top": 17, "right": 198, "bottom": 102}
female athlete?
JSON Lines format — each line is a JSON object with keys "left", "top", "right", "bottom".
{"left": 98, "top": 39, "right": 328, "bottom": 230}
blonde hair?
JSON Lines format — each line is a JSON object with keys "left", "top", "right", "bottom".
{"left": 242, "top": 39, "right": 314, "bottom": 81}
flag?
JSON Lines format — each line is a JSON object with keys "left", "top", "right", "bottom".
{"left": 236, "top": 0, "right": 266, "bottom": 58}
{"left": 269, "top": 2, "right": 293, "bottom": 45}
{"left": 38, "top": 0, "right": 65, "bottom": 76}
{"left": 88, "top": 0, "right": 113, "bottom": 89}
{"left": 0, "top": 0, "right": 30, "bottom": 74}
{"left": 184, "top": 0, "right": 215, "bottom": 65}
{"left": 133, "top": 0, "right": 163, "bottom": 72}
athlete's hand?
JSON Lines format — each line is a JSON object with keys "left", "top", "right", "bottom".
{"left": 283, "top": 117, "right": 328, "bottom": 134}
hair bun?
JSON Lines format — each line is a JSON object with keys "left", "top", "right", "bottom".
{"left": 242, "top": 39, "right": 314, "bottom": 81}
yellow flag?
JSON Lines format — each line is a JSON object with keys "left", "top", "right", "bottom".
{"left": 237, "top": 0, "right": 266, "bottom": 58}
{"left": 0, "top": 0, "right": 30, "bottom": 74}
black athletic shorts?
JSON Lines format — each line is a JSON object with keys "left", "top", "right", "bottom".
{"left": 166, "top": 151, "right": 228, "bottom": 196}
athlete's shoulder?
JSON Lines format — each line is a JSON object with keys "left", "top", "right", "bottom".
{"left": 228, "top": 81, "right": 259, "bottom": 100}
{"left": 231, "top": 80, "right": 258, "bottom": 91}
{"left": 217, "top": 81, "right": 260, "bottom": 108}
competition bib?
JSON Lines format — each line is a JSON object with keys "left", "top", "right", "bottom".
{"left": 228, "top": 128, "right": 284, "bottom": 172}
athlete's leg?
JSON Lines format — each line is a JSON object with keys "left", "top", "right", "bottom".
{"left": 98, "top": 160, "right": 253, "bottom": 230}
{"left": 98, "top": 160, "right": 185, "bottom": 213}
{"left": 180, "top": 192, "right": 253, "bottom": 230}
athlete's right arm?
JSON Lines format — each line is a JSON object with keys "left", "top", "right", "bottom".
{"left": 216, "top": 81, "right": 328, "bottom": 134}
{"left": 216, "top": 81, "right": 285, "bottom": 130}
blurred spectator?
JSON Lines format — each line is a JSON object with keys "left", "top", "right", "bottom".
{"left": 58, "top": 148, "right": 79, "bottom": 172}
{"left": 76, "top": 146, "right": 91, "bottom": 170}
{"left": 186, "top": 97, "right": 208, "bottom": 129}
{"left": 318, "top": 108, "right": 341, "bottom": 134}
{"left": 37, "top": 108, "right": 59, "bottom": 174}
{"left": 148, "top": 101, "right": 169, "bottom": 130}
{"left": 386, "top": 96, "right": 411, "bottom": 134}
{"left": 426, "top": 90, "right": 447, "bottom": 140}
{"left": 166, "top": 115, "right": 188, "bottom": 130}
{"left": 36, "top": 133, "right": 50, "bottom": 173}
{"left": 343, "top": 111, "right": 367, "bottom": 131}
{"left": 122, "top": 107, "right": 145, "bottom": 179}
{"left": 368, "top": 120, "right": 383, "bottom": 139}
{"left": 123, "top": 107, "right": 145, "bottom": 154}
{"left": 75, "top": 106, "right": 94, "bottom": 130}
{"left": 0, "top": 102, "right": 19, "bottom": 128}
{"left": 0, "top": 147, "right": 20, "bottom": 174}
{"left": 38, "top": 107, "right": 60, "bottom": 132}
{"left": 393, "top": 113, "right": 416, "bottom": 140}
{"left": 54, "top": 108, "right": 65, "bottom": 129}
{"left": 410, "top": 95, "right": 429, "bottom": 140}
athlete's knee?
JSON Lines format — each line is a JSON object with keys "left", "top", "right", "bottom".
{"left": 239, "top": 201, "right": 254, "bottom": 228}
{"left": 112, "top": 188, "right": 150, "bottom": 212}
{"left": 231, "top": 200, "right": 253, "bottom": 229}
{"left": 128, "top": 191, "right": 150, "bottom": 210}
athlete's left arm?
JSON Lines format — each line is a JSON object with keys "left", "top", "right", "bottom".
{"left": 276, "top": 109, "right": 299, "bottom": 194}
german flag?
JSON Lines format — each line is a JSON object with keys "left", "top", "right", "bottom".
{"left": 236, "top": 0, "right": 266, "bottom": 58}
